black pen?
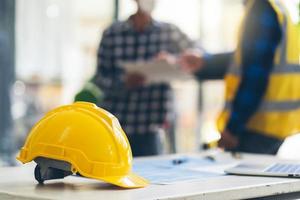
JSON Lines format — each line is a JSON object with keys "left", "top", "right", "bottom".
{"left": 231, "top": 151, "right": 242, "bottom": 159}
{"left": 172, "top": 158, "right": 188, "bottom": 165}
{"left": 204, "top": 155, "right": 216, "bottom": 162}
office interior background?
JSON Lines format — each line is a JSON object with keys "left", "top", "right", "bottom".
{"left": 1, "top": 0, "right": 299, "bottom": 164}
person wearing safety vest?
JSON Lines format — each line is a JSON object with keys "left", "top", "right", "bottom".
{"left": 180, "top": 0, "right": 300, "bottom": 154}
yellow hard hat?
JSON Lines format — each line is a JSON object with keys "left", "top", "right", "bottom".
{"left": 17, "top": 102, "right": 148, "bottom": 188}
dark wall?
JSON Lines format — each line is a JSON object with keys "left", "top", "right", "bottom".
{"left": 0, "top": 0, "right": 15, "bottom": 156}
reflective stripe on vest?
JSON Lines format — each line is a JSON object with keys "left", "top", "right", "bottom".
{"left": 224, "top": 100, "right": 300, "bottom": 113}
{"left": 227, "top": 63, "right": 300, "bottom": 75}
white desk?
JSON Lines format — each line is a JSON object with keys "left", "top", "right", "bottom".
{"left": 1, "top": 151, "right": 300, "bottom": 200}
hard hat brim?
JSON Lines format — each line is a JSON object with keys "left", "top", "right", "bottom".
{"left": 99, "top": 172, "right": 149, "bottom": 188}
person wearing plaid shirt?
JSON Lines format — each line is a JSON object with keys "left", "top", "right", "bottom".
{"left": 181, "top": 0, "right": 285, "bottom": 154}
{"left": 93, "top": 0, "right": 194, "bottom": 156}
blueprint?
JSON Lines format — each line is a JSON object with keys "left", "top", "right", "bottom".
{"left": 133, "top": 156, "right": 226, "bottom": 185}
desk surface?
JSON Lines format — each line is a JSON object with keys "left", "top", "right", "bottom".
{"left": 1, "top": 151, "right": 300, "bottom": 200}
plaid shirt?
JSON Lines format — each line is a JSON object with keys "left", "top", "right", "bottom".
{"left": 225, "top": 0, "right": 282, "bottom": 136}
{"left": 95, "top": 18, "right": 194, "bottom": 135}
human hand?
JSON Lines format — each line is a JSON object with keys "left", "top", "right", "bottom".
{"left": 218, "top": 130, "right": 239, "bottom": 150}
{"left": 179, "top": 50, "right": 204, "bottom": 73}
{"left": 125, "top": 72, "right": 146, "bottom": 89}
{"left": 155, "top": 51, "right": 177, "bottom": 65}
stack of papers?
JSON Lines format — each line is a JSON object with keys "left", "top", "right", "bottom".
{"left": 133, "top": 156, "right": 227, "bottom": 185}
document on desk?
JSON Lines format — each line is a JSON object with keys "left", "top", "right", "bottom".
{"left": 122, "top": 60, "right": 194, "bottom": 83}
{"left": 133, "top": 156, "right": 226, "bottom": 185}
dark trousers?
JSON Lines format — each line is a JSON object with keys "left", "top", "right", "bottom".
{"left": 127, "top": 133, "right": 164, "bottom": 157}
{"left": 235, "top": 130, "right": 284, "bottom": 155}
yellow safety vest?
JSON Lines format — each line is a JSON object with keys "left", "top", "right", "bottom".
{"left": 217, "top": 0, "right": 300, "bottom": 140}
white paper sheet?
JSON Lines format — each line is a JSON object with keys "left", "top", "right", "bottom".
{"left": 133, "top": 156, "right": 226, "bottom": 185}
{"left": 122, "top": 60, "right": 194, "bottom": 83}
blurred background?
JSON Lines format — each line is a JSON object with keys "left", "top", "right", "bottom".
{"left": 1, "top": 0, "right": 298, "bottom": 165}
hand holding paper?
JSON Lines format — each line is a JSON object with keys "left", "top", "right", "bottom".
{"left": 122, "top": 60, "right": 193, "bottom": 84}
{"left": 125, "top": 72, "right": 146, "bottom": 89}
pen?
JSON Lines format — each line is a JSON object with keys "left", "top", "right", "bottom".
{"left": 204, "top": 155, "right": 216, "bottom": 162}
{"left": 231, "top": 151, "right": 242, "bottom": 159}
{"left": 172, "top": 158, "right": 188, "bottom": 165}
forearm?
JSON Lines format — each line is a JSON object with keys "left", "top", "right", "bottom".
{"left": 226, "top": 74, "right": 271, "bottom": 135}
{"left": 194, "top": 52, "right": 233, "bottom": 80}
